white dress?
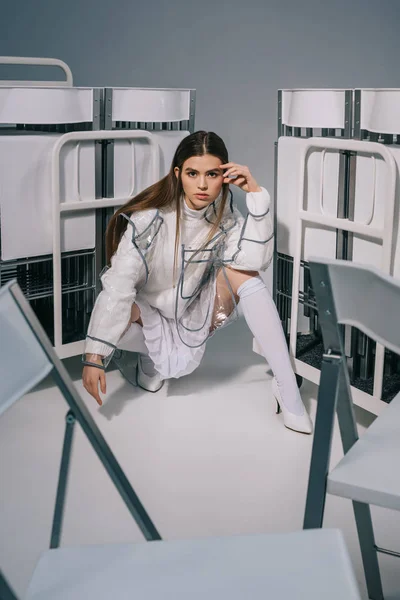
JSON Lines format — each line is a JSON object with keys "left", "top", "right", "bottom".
{"left": 84, "top": 188, "right": 273, "bottom": 379}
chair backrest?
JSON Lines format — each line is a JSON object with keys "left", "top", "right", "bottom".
{"left": 0, "top": 281, "right": 53, "bottom": 417}
{"left": 309, "top": 258, "right": 400, "bottom": 357}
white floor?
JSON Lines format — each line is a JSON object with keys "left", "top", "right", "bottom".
{"left": 1, "top": 317, "right": 400, "bottom": 599}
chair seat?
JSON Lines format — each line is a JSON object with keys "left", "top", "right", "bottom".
{"left": 25, "top": 529, "right": 361, "bottom": 599}
{"left": 328, "top": 391, "right": 400, "bottom": 510}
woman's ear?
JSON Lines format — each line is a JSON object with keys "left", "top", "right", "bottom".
{"left": 174, "top": 166, "right": 180, "bottom": 179}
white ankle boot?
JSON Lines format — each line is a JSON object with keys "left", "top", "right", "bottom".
{"left": 112, "top": 349, "right": 138, "bottom": 386}
{"left": 271, "top": 378, "right": 313, "bottom": 435}
{"left": 137, "top": 354, "right": 164, "bottom": 393}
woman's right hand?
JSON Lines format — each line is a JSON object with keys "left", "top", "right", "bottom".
{"left": 82, "top": 356, "right": 106, "bottom": 406}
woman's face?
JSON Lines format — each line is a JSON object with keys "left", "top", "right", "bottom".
{"left": 175, "top": 154, "right": 225, "bottom": 210}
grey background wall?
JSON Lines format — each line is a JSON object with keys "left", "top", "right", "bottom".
{"left": 1, "top": 0, "right": 399, "bottom": 199}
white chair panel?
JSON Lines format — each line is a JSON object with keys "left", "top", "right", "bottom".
{"left": 0, "top": 134, "right": 96, "bottom": 260}
{"left": 0, "top": 87, "right": 93, "bottom": 124}
{"left": 358, "top": 89, "right": 400, "bottom": 134}
{"left": 351, "top": 146, "right": 400, "bottom": 279}
{"left": 276, "top": 137, "right": 339, "bottom": 260}
{"left": 0, "top": 282, "right": 53, "bottom": 417}
{"left": 25, "top": 529, "right": 361, "bottom": 600}
{"left": 277, "top": 138, "right": 400, "bottom": 279}
{"left": 112, "top": 88, "right": 192, "bottom": 123}
{"left": 328, "top": 391, "right": 400, "bottom": 510}
{"left": 281, "top": 90, "right": 347, "bottom": 129}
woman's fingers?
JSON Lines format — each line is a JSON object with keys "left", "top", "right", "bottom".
{"left": 223, "top": 170, "right": 241, "bottom": 183}
{"left": 229, "top": 175, "right": 247, "bottom": 187}
{"left": 82, "top": 367, "right": 105, "bottom": 406}
{"left": 223, "top": 174, "right": 245, "bottom": 185}
{"left": 221, "top": 163, "right": 260, "bottom": 192}
{"left": 89, "top": 379, "right": 103, "bottom": 406}
{"left": 100, "top": 371, "right": 106, "bottom": 395}
{"left": 223, "top": 165, "right": 252, "bottom": 184}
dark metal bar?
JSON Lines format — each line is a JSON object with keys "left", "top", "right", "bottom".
{"left": 353, "top": 90, "right": 361, "bottom": 140}
{"left": 344, "top": 90, "right": 353, "bottom": 139}
{"left": 50, "top": 411, "right": 76, "bottom": 548}
{"left": 335, "top": 151, "right": 347, "bottom": 260}
{"left": 353, "top": 501, "right": 384, "bottom": 599}
{"left": 94, "top": 88, "right": 109, "bottom": 295}
{"left": 189, "top": 90, "right": 196, "bottom": 134}
{"left": 303, "top": 353, "right": 341, "bottom": 529}
{"left": 303, "top": 264, "right": 311, "bottom": 318}
{"left": 272, "top": 142, "right": 279, "bottom": 306}
{"left": 375, "top": 545, "right": 400, "bottom": 559}
{"left": 381, "top": 134, "right": 393, "bottom": 145}
{"left": 277, "top": 90, "right": 283, "bottom": 138}
{"left": 0, "top": 571, "right": 18, "bottom": 600}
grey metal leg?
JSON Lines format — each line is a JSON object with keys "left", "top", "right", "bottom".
{"left": 50, "top": 411, "right": 76, "bottom": 549}
{"left": 0, "top": 571, "right": 18, "bottom": 600}
{"left": 352, "top": 501, "right": 384, "bottom": 600}
{"left": 303, "top": 354, "right": 341, "bottom": 529}
{"left": 335, "top": 366, "right": 384, "bottom": 600}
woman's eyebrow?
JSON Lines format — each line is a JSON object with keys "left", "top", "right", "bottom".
{"left": 184, "top": 168, "right": 222, "bottom": 173}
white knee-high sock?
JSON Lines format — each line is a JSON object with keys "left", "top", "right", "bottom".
{"left": 118, "top": 323, "right": 158, "bottom": 377}
{"left": 238, "top": 277, "right": 305, "bottom": 416}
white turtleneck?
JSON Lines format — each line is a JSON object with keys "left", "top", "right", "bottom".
{"left": 181, "top": 198, "right": 208, "bottom": 220}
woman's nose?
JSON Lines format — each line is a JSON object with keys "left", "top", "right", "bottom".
{"left": 198, "top": 178, "right": 207, "bottom": 190}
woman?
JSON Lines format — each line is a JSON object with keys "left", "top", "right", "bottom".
{"left": 82, "top": 131, "right": 312, "bottom": 434}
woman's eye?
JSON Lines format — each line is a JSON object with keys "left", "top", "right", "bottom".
{"left": 187, "top": 171, "right": 219, "bottom": 178}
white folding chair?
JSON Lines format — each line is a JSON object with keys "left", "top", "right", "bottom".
{"left": 1, "top": 279, "right": 362, "bottom": 599}
{"left": 304, "top": 258, "right": 400, "bottom": 600}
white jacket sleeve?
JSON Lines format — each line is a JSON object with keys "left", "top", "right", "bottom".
{"left": 84, "top": 211, "right": 157, "bottom": 361}
{"left": 223, "top": 187, "right": 274, "bottom": 271}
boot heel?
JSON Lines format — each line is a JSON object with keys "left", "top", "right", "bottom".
{"left": 271, "top": 378, "right": 313, "bottom": 435}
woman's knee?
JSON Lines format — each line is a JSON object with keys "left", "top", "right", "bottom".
{"left": 131, "top": 303, "right": 143, "bottom": 325}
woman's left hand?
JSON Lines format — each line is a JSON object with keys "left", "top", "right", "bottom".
{"left": 220, "top": 162, "right": 262, "bottom": 193}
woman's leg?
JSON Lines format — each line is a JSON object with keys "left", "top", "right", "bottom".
{"left": 128, "top": 303, "right": 159, "bottom": 377}
{"left": 116, "top": 302, "right": 161, "bottom": 389}
{"left": 220, "top": 268, "right": 306, "bottom": 417}
{"left": 118, "top": 304, "right": 147, "bottom": 353}
{"left": 210, "top": 267, "right": 254, "bottom": 332}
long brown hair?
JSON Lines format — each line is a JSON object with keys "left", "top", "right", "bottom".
{"left": 105, "top": 131, "right": 230, "bottom": 272}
